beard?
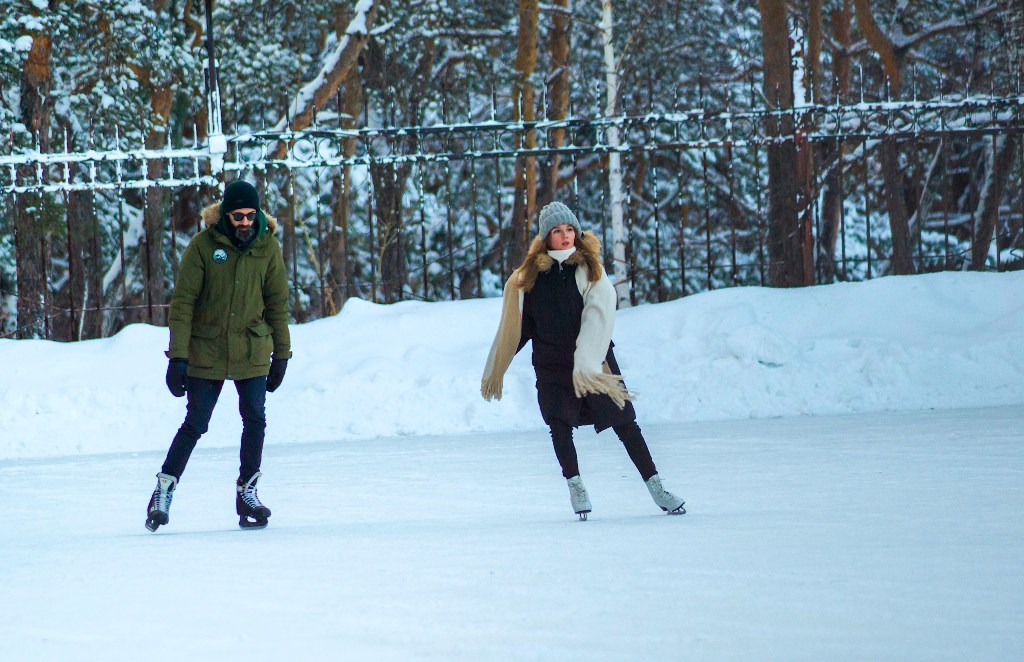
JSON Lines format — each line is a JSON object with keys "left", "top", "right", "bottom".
{"left": 234, "top": 225, "right": 256, "bottom": 243}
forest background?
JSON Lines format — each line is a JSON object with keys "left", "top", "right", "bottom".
{"left": 1, "top": 0, "right": 1022, "bottom": 341}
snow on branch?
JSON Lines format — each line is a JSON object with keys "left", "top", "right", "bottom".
{"left": 419, "top": 28, "right": 510, "bottom": 40}
{"left": 845, "top": 3, "right": 999, "bottom": 59}
{"left": 892, "top": 4, "right": 1000, "bottom": 51}
{"left": 269, "top": 0, "right": 376, "bottom": 156}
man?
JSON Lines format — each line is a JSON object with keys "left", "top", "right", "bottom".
{"left": 145, "top": 179, "right": 291, "bottom": 532}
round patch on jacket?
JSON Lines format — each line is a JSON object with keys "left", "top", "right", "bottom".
{"left": 212, "top": 248, "right": 228, "bottom": 264}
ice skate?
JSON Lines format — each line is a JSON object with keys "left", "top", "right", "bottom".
{"left": 236, "top": 471, "right": 271, "bottom": 529}
{"left": 567, "top": 475, "right": 592, "bottom": 521}
{"left": 145, "top": 472, "right": 177, "bottom": 532}
{"left": 645, "top": 474, "right": 685, "bottom": 514}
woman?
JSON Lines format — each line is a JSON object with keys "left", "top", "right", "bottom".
{"left": 481, "top": 201, "right": 685, "bottom": 520}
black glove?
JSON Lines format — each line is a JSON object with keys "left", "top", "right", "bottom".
{"left": 266, "top": 358, "right": 288, "bottom": 393}
{"left": 165, "top": 358, "right": 189, "bottom": 397}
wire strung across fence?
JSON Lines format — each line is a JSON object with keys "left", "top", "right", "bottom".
{"left": 4, "top": 95, "right": 1021, "bottom": 189}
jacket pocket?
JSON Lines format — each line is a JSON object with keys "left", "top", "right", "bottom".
{"left": 247, "top": 321, "right": 273, "bottom": 367}
{"left": 189, "top": 323, "right": 221, "bottom": 368}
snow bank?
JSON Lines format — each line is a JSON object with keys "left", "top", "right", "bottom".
{"left": 1, "top": 271, "right": 1022, "bottom": 460}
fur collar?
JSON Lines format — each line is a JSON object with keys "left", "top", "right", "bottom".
{"left": 200, "top": 202, "right": 279, "bottom": 234}
{"left": 517, "top": 231, "right": 603, "bottom": 292}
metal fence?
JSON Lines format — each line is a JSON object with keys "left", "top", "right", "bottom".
{"left": 2, "top": 82, "right": 1023, "bottom": 339}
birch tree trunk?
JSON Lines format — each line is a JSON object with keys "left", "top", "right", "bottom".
{"left": 600, "top": 0, "right": 630, "bottom": 308}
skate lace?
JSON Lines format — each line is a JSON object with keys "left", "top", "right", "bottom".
{"left": 152, "top": 485, "right": 173, "bottom": 512}
{"left": 240, "top": 483, "right": 264, "bottom": 509}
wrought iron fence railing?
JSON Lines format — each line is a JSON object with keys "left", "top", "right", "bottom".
{"left": 1, "top": 91, "right": 1023, "bottom": 340}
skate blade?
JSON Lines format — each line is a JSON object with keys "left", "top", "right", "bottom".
{"left": 145, "top": 512, "right": 168, "bottom": 532}
{"left": 576, "top": 511, "right": 590, "bottom": 521}
{"left": 662, "top": 503, "right": 686, "bottom": 515}
{"left": 238, "top": 515, "right": 269, "bottom": 530}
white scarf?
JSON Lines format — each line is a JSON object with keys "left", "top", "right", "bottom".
{"left": 482, "top": 240, "right": 632, "bottom": 409}
{"left": 547, "top": 246, "right": 577, "bottom": 263}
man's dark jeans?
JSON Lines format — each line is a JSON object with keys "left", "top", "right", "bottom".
{"left": 161, "top": 375, "right": 267, "bottom": 483}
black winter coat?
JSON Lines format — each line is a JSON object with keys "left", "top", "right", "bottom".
{"left": 521, "top": 261, "right": 636, "bottom": 432}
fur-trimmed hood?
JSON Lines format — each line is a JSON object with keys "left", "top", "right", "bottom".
{"left": 517, "top": 231, "right": 603, "bottom": 292}
{"left": 200, "top": 202, "right": 279, "bottom": 235}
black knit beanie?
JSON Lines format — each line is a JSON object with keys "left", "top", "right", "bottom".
{"left": 222, "top": 180, "right": 260, "bottom": 212}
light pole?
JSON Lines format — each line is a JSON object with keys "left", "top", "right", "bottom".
{"left": 204, "top": 0, "right": 226, "bottom": 181}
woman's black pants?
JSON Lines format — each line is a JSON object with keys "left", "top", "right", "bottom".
{"left": 548, "top": 420, "right": 657, "bottom": 481}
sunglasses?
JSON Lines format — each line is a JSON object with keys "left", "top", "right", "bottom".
{"left": 227, "top": 211, "right": 258, "bottom": 223}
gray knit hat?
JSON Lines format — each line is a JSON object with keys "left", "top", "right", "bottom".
{"left": 538, "top": 201, "right": 582, "bottom": 238}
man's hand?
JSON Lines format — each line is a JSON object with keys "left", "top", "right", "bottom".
{"left": 165, "top": 358, "right": 189, "bottom": 397}
{"left": 266, "top": 358, "right": 288, "bottom": 393}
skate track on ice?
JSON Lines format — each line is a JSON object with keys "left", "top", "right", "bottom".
{"left": 1, "top": 405, "right": 1022, "bottom": 661}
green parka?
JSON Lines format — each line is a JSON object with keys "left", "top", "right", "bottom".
{"left": 166, "top": 202, "right": 291, "bottom": 381}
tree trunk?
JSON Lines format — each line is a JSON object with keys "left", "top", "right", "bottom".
{"left": 852, "top": 0, "right": 915, "bottom": 275}
{"left": 628, "top": 155, "right": 651, "bottom": 304}
{"left": 806, "top": 0, "right": 822, "bottom": 104}
{"left": 279, "top": 170, "right": 298, "bottom": 315}
{"left": 140, "top": 87, "right": 175, "bottom": 326}
{"left": 970, "top": 133, "right": 1019, "bottom": 269}
{"left": 14, "top": 195, "right": 47, "bottom": 339}
{"left": 878, "top": 139, "right": 915, "bottom": 275}
{"left": 797, "top": 0, "right": 824, "bottom": 284}
{"left": 326, "top": 67, "right": 363, "bottom": 312}
{"left": 601, "top": 0, "right": 631, "bottom": 306}
{"left": 538, "top": 0, "right": 571, "bottom": 210}
{"left": 507, "top": 0, "right": 540, "bottom": 274}
{"left": 851, "top": 0, "right": 902, "bottom": 90}
{"left": 817, "top": 2, "right": 852, "bottom": 283}
{"left": 15, "top": 17, "right": 54, "bottom": 339}
{"left": 998, "top": 0, "right": 1024, "bottom": 73}
{"left": 62, "top": 188, "right": 104, "bottom": 340}
{"left": 758, "top": 0, "right": 807, "bottom": 287}
{"left": 795, "top": 129, "right": 815, "bottom": 284}
{"left": 370, "top": 161, "right": 412, "bottom": 303}
{"left": 362, "top": 32, "right": 436, "bottom": 305}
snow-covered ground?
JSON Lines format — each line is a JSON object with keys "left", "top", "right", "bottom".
{"left": 1, "top": 271, "right": 1023, "bottom": 660}
{"left": 2, "top": 271, "right": 1022, "bottom": 460}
